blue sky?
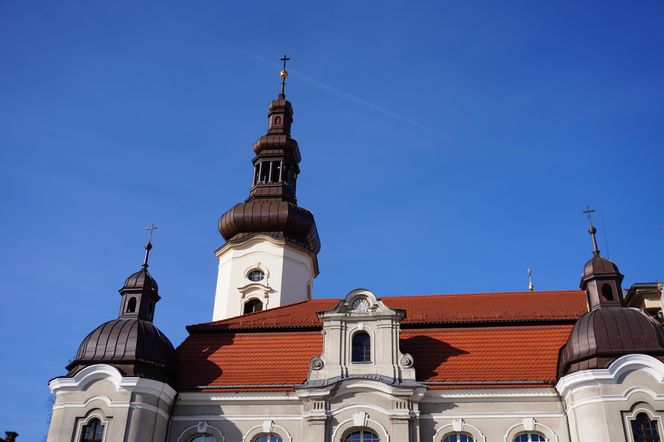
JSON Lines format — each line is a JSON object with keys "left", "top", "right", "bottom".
{"left": 1, "top": 0, "right": 663, "bottom": 439}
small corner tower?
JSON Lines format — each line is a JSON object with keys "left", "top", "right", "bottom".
{"left": 47, "top": 232, "right": 178, "bottom": 442}
{"left": 558, "top": 215, "right": 664, "bottom": 377}
{"left": 580, "top": 224, "right": 625, "bottom": 309}
{"left": 213, "top": 56, "right": 321, "bottom": 321}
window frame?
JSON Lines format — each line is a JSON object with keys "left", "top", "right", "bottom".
{"left": 512, "top": 432, "right": 546, "bottom": 442}
{"left": 624, "top": 406, "right": 664, "bottom": 442}
{"left": 74, "top": 413, "right": 108, "bottom": 442}
{"left": 252, "top": 435, "right": 284, "bottom": 442}
{"left": 351, "top": 330, "right": 372, "bottom": 363}
{"left": 442, "top": 433, "right": 474, "bottom": 442}
{"left": 342, "top": 429, "right": 380, "bottom": 442}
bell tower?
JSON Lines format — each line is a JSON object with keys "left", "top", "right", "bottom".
{"left": 212, "top": 57, "right": 321, "bottom": 321}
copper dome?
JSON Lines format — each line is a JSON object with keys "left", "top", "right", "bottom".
{"left": 582, "top": 254, "right": 622, "bottom": 280}
{"left": 218, "top": 200, "right": 320, "bottom": 254}
{"left": 66, "top": 318, "right": 178, "bottom": 387}
{"left": 558, "top": 306, "right": 664, "bottom": 377}
{"left": 122, "top": 267, "right": 158, "bottom": 293}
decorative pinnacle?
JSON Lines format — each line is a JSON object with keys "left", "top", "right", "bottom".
{"left": 279, "top": 54, "right": 290, "bottom": 97}
{"left": 582, "top": 206, "right": 600, "bottom": 255}
{"left": 143, "top": 224, "right": 157, "bottom": 267}
{"left": 528, "top": 268, "right": 535, "bottom": 292}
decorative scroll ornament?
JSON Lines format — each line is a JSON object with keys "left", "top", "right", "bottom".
{"left": 400, "top": 353, "right": 414, "bottom": 368}
{"left": 310, "top": 356, "right": 324, "bottom": 370}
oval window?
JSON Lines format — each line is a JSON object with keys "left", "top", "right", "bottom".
{"left": 248, "top": 270, "right": 265, "bottom": 282}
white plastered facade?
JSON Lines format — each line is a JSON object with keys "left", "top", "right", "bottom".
{"left": 47, "top": 364, "right": 177, "bottom": 442}
{"left": 212, "top": 235, "right": 316, "bottom": 321}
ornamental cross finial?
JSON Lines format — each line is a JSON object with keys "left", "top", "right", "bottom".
{"left": 582, "top": 206, "right": 600, "bottom": 255}
{"left": 279, "top": 54, "right": 290, "bottom": 97}
{"left": 583, "top": 206, "right": 596, "bottom": 227}
{"left": 143, "top": 224, "right": 157, "bottom": 267}
{"left": 147, "top": 223, "right": 157, "bottom": 243}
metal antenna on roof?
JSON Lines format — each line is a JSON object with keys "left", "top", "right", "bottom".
{"left": 279, "top": 54, "right": 290, "bottom": 98}
{"left": 528, "top": 268, "right": 535, "bottom": 292}
{"left": 583, "top": 206, "right": 600, "bottom": 255}
{"left": 143, "top": 224, "right": 157, "bottom": 268}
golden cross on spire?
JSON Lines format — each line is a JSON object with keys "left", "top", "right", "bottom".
{"left": 279, "top": 54, "right": 290, "bottom": 97}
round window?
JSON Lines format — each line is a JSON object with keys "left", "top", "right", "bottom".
{"left": 248, "top": 270, "right": 265, "bottom": 282}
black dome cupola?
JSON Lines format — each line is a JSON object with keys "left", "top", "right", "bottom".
{"left": 66, "top": 231, "right": 178, "bottom": 387}
{"left": 119, "top": 239, "right": 160, "bottom": 322}
{"left": 580, "top": 224, "right": 624, "bottom": 310}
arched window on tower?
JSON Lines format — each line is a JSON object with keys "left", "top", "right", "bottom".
{"left": 127, "top": 297, "right": 137, "bottom": 313}
{"left": 602, "top": 283, "right": 614, "bottom": 301}
{"left": 244, "top": 299, "right": 263, "bottom": 315}
{"left": 631, "top": 413, "right": 661, "bottom": 442}
{"left": 80, "top": 418, "right": 104, "bottom": 442}
{"left": 352, "top": 331, "right": 371, "bottom": 363}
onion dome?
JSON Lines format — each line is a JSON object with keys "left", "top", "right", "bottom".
{"left": 66, "top": 239, "right": 178, "bottom": 387}
{"left": 217, "top": 63, "right": 321, "bottom": 257}
{"left": 558, "top": 306, "right": 664, "bottom": 376}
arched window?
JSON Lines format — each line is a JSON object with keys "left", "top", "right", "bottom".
{"left": 352, "top": 331, "right": 371, "bottom": 362}
{"left": 632, "top": 413, "right": 661, "bottom": 441}
{"left": 344, "top": 430, "right": 380, "bottom": 442}
{"left": 253, "top": 435, "right": 283, "bottom": 442}
{"left": 191, "top": 435, "right": 217, "bottom": 442}
{"left": 443, "top": 434, "right": 474, "bottom": 442}
{"left": 513, "top": 433, "right": 545, "bottom": 442}
{"left": 244, "top": 299, "right": 263, "bottom": 314}
{"left": 602, "top": 283, "right": 614, "bottom": 301}
{"left": 80, "top": 418, "right": 104, "bottom": 442}
{"left": 127, "top": 297, "right": 137, "bottom": 313}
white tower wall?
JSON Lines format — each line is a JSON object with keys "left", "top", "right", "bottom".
{"left": 212, "top": 235, "right": 316, "bottom": 321}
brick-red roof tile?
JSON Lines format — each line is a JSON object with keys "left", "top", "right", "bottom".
{"left": 177, "top": 291, "right": 586, "bottom": 391}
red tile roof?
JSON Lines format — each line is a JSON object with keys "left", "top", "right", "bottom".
{"left": 177, "top": 291, "right": 587, "bottom": 391}
{"left": 188, "top": 291, "right": 586, "bottom": 331}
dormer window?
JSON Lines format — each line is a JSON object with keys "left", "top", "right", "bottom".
{"left": 352, "top": 331, "right": 371, "bottom": 363}
{"left": 248, "top": 270, "right": 265, "bottom": 282}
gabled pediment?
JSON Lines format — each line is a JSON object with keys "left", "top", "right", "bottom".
{"left": 317, "top": 289, "right": 406, "bottom": 320}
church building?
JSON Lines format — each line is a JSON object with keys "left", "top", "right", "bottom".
{"left": 46, "top": 64, "right": 664, "bottom": 442}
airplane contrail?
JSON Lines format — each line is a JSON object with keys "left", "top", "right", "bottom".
{"left": 227, "top": 46, "right": 452, "bottom": 140}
